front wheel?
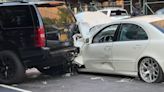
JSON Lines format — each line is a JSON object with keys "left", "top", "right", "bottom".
{"left": 139, "top": 57, "right": 164, "bottom": 83}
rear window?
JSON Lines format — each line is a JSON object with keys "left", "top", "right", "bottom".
{"left": 37, "top": 4, "right": 76, "bottom": 31}
{"left": 37, "top": 4, "right": 76, "bottom": 42}
{"left": 0, "top": 5, "right": 34, "bottom": 29}
{"left": 151, "top": 20, "right": 164, "bottom": 33}
{"left": 110, "top": 10, "right": 127, "bottom": 16}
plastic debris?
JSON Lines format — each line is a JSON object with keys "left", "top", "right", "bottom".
{"left": 116, "top": 78, "right": 134, "bottom": 83}
{"left": 42, "top": 81, "right": 47, "bottom": 85}
{"left": 90, "top": 77, "right": 104, "bottom": 81}
{"left": 63, "top": 73, "right": 72, "bottom": 77}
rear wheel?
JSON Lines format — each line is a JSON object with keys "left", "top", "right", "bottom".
{"left": 139, "top": 57, "right": 164, "bottom": 83}
{"left": 0, "top": 51, "right": 25, "bottom": 84}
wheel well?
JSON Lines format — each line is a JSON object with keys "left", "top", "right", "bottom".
{"left": 0, "top": 42, "right": 20, "bottom": 57}
{"left": 0, "top": 47, "right": 24, "bottom": 67}
{"left": 137, "top": 56, "right": 158, "bottom": 68}
{"left": 137, "top": 57, "right": 149, "bottom": 69}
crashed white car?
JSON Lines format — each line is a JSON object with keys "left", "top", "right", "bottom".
{"left": 98, "top": 7, "right": 130, "bottom": 20}
{"left": 75, "top": 15, "right": 164, "bottom": 83}
{"left": 74, "top": 11, "right": 112, "bottom": 40}
{"left": 73, "top": 12, "right": 112, "bottom": 64}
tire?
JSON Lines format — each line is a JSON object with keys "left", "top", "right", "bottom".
{"left": 138, "top": 57, "right": 164, "bottom": 83}
{"left": 0, "top": 50, "right": 25, "bottom": 84}
{"left": 69, "top": 63, "right": 79, "bottom": 74}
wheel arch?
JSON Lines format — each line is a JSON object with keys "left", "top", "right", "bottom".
{"left": 0, "top": 42, "right": 24, "bottom": 67}
{"left": 137, "top": 56, "right": 164, "bottom": 73}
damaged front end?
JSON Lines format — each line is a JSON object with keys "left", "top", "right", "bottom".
{"left": 73, "top": 11, "right": 112, "bottom": 67}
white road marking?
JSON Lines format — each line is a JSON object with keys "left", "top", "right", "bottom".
{"left": 0, "top": 84, "right": 32, "bottom": 92}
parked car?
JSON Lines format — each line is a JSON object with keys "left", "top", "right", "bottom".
{"left": 32, "top": 1, "right": 78, "bottom": 74}
{"left": 0, "top": 1, "right": 77, "bottom": 84}
{"left": 156, "top": 8, "right": 164, "bottom": 15}
{"left": 74, "top": 15, "right": 164, "bottom": 83}
{"left": 98, "top": 7, "right": 130, "bottom": 20}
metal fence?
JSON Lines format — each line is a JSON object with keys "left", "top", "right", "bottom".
{"left": 143, "top": 0, "right": 164, "bottom": 15}
{"left": 69, "top": 0, "right": 134, "bottom": 14}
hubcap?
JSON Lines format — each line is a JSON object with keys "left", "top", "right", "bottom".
{"left": 139, "top": 58, "right": 159, "bottom": 83}
{"left": 0, "top": 55, "right": 15, "bottom": 80}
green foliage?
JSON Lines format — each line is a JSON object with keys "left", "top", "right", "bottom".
{"left": 42, "top": 17, "right": 57, "bottom": 25}
{"left": 56, "top": 7, "right": 75, "bottom": 28}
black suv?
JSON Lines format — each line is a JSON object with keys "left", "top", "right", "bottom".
{"left": 0, "top": 2, "right": 77, "bottom": 84}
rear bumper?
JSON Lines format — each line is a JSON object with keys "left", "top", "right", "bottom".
{"left": 21, "top": 47, "right": 78, "bottom": 68}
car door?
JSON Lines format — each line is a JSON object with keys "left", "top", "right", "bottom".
{"left": 112, "top": 23, "right": 149, "bottom": 72}
{"left": 83, "top": 24, "right": 119, "bottom": 71}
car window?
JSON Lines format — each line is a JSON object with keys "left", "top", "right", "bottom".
{"left": 0, "top": 5, "right": 34, "bottom": 29}
{"left": 101, "top": 11, "right": 108, "bottom": 15}
{"left": 119, "top": 24, "right": 148, "bottom": 41}
{"left": 110, "top": 10, "right": 127, "bottom": 16}
{"left": 151, "top": 20, "right": 164, "bottom": 33}
{"left": 93, "top": 25, "right": 118, "bottom": 43}
{"left": 37, "top": 4, "right": 76, "bottom": 42}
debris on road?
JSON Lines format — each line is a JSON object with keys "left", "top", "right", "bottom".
{"left": 90, "top": 77, "right": 104, "bottom": 81}
{"left": 42, "top": 81, "right": 47, "bottom": 85}
{"left": 116, "top": 78, "right": 134, "bottom": 83}
{"left": 62, "top": 73, "right": 72, "bottom": 77}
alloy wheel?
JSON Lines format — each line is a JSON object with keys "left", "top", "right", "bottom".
{"left": 0, "top": 55, "right": 15, "bottom": 81}
{"left": 139, "top": 58, "right": 160, "bottom": 83}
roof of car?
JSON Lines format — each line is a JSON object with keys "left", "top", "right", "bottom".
{"left": 123, "top": 15, "right": 164, "bottom": 23}
{"left": 0, "top": 1, "right": 64, "bottom": 6}
{"left": 28, "top": 1, "right": 64, "bottom": 5}
{"left": 0, "top": 1, "right": 33, "bottom": 6}
{"left": 98, "top": 7, "right": 126, "bottom": 11}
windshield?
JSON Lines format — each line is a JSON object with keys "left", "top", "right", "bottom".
{"left": 110, "top": 10, "right": 127, "bottom": 16}
{"left": 151, "top": 20, "right": 164, "bottom": 33}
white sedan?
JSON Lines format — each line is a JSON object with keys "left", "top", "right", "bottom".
{"left": 74, "top": 15, "right": 164, "bottom": 83}
{"left": 98, "top": 7, "right": 130, "bottom": 20}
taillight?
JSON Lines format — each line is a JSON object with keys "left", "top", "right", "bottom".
{"left": 35, "top": 26, "right": 45, "bottom": 47}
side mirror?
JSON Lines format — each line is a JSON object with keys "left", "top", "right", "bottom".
{"left": 84, "top": 38, "right": 89, "bottom": 43}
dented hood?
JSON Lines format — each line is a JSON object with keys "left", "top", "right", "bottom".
{"left": 75, "top": 12, "right": 112, "bottom": 38}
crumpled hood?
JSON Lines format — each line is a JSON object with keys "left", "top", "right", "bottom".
{"left": 75, "top": 11, "right": 112, "bottom": 38}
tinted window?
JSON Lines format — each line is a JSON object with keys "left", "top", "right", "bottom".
{"left": 93, "top": 25, "right": 118, "bottom": 43}
{"left": 110, "top": 10, "right": 127, "bottom": 16}
{"left": 0, "top": 6, "right": 34, "bottom": 29}
{"left": 119, "top": 24, "right": 148, "bottom": 41}
{"left": 151, "top": 20, "right": 164, "bottom": 33}
{"left": 38, "top": 4, "right": 76, "bottom": 42}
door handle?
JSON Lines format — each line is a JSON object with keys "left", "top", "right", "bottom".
{"left": 104, "top": 46, "right": 111, "bottom": 51}
{"left": 135, "top": 45, "right": 142, "bottom": 47}
{"left": 133, "top": 45, "right": 142, "bottom": 49}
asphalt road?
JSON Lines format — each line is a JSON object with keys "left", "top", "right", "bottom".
{"left": 10, "top": 68, "right": 164, "bottom": 92}
{"left": 0, "top": 86, "right": 19, "bottom": 92}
